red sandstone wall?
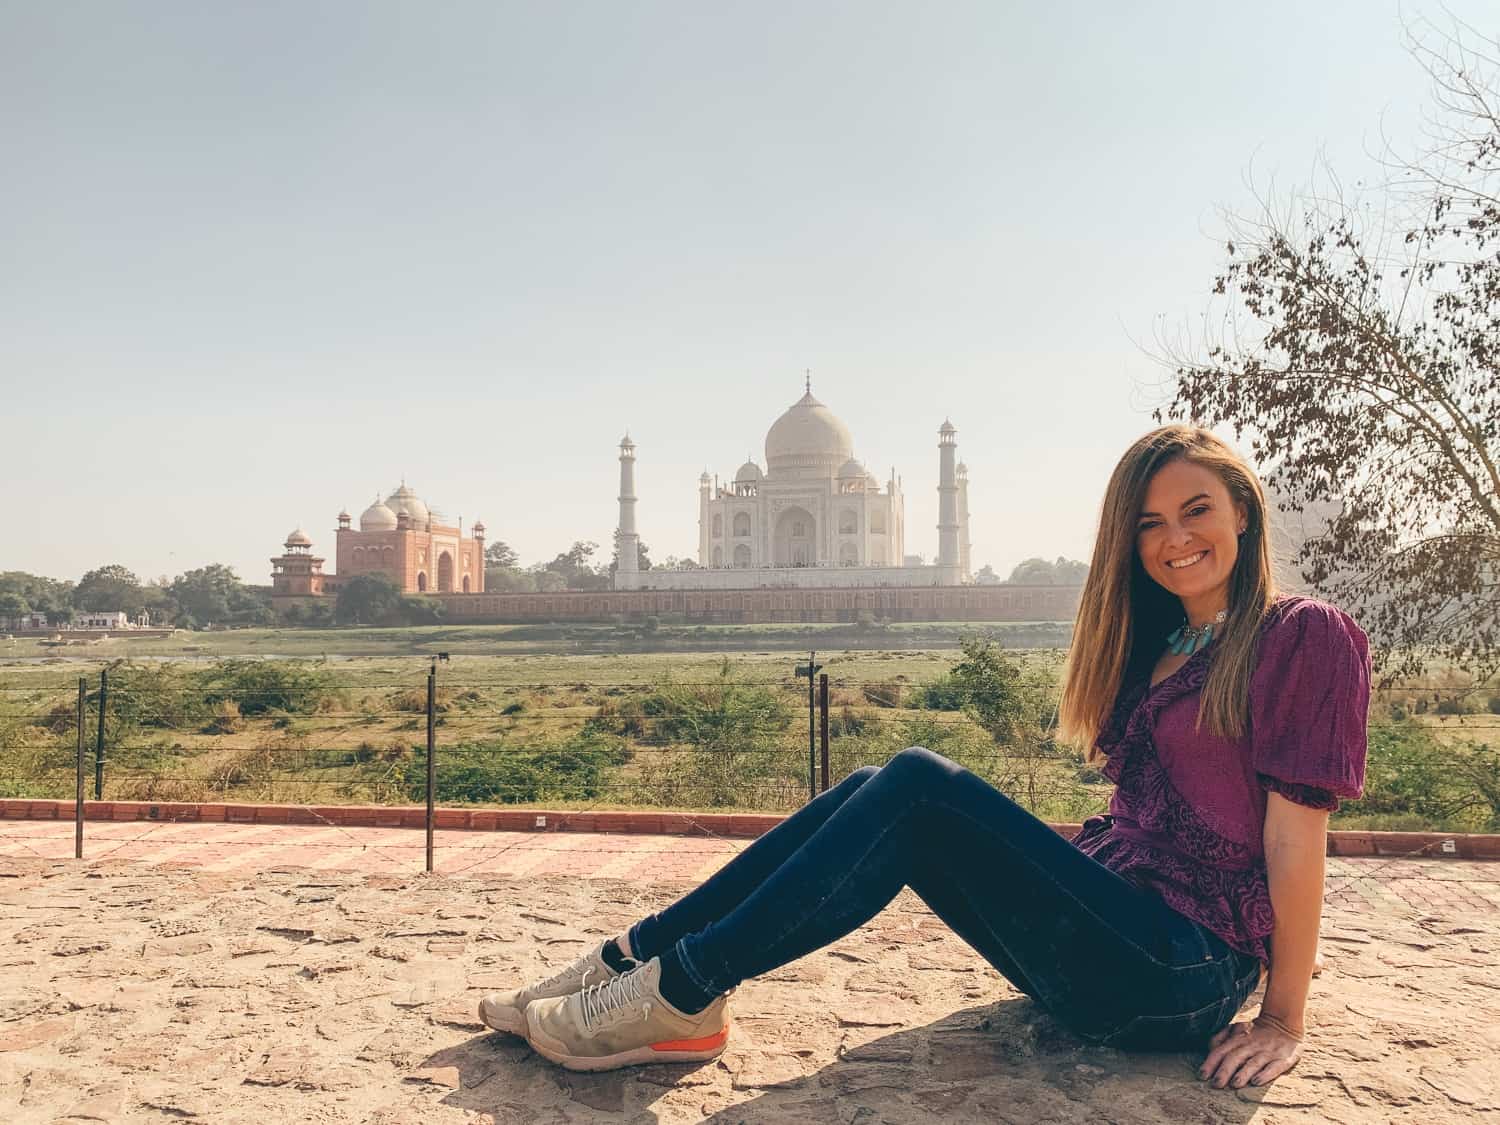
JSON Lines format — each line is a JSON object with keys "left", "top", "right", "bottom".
{"left": 429, "top": 584, "right": 1082, "bottom": 624}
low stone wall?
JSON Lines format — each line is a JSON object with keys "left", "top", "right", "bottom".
{"left": 4, "top": 628, "right": 175, "bottom": 640}
{"left": 5, "top": 799, "right": 1497, "bottom": 858}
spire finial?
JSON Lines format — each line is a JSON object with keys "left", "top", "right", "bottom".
{"left": 805, "top": 368, "right": 811, "bottom": 394}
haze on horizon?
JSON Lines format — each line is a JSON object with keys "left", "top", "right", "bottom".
{"left": 3, "top": 1, "right": 1484, "bottom": 587}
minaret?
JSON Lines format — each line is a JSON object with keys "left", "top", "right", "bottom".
{"left": 616, "top": 434, "right": 640, "bottom": 589}
{"left": 698, "top": 470, "right": 712, "bottom": 566}
{"left": 472, "top": 519, "right": 486, "bottom": 593}
{"left": 957, "top": 461, "right": 972, "bottom": 583}
{"left": 936, "top": 420, "right": 960, "bottom": 583}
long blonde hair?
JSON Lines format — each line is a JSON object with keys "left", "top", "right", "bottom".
{"left": 1058, "top": 425, "right": 1276, "bottom": 766}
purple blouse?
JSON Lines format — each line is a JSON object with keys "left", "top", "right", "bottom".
{"left": 1071, "top": 596, "right": 1371, "bottom": 966}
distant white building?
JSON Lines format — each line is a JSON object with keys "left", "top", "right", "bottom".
{"left": 73, "top": 611, "right": 130, "bottom": 630}
{"left": 614, "top": 380, "right": 974, "bottom": 590}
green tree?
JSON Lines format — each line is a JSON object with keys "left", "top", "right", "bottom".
{"left": 0, "top": 571, "right": 74, "bottom": 619}
{"left": 484, "top": 540, "right": 534, "bottom": 591}
{"left": 1004, "top": 557, "right": 1089, "bottom": 585}
{"left": 532, "top": 569, "right": 567, "bottom": 592}
{"left": 74, "top": 564, "right": 146, "bottom": 615}
{"left": 0, "top": 592, "right": 31, "bottom": 618}
{"left": 540, "top": 541, "right": 609, "bottom": 591}
{"left": 169, "top": 564, "right": 241, "bottom": 625}
{"left": 486, "top": 567, "right": 538, "bottom": 593}
{"left": 334, "top": 574, "right": 404, "bottom": 625}
{"left": 1160, "top": 22, "right": 1500, "bottom": 681}
{"left": 399, "top": 596, "right": 445, "bottom": 624}
{"left": 484, "top": 541, "right": 520, "bottom": 569}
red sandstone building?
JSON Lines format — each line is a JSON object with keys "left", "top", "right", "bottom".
{"left": 269, "top": 484, "right": 1083, "bottom": 625}
{"left": 271, "top": 485, "right": 485, "bottom": 605}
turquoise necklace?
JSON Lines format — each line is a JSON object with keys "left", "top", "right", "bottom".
{"left": 1165, "top": 609, "right": 1228, "bottom": 656}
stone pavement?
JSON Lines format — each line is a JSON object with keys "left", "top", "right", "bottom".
{"left": 2, "top": 852, "right": 1498, "bottom": 1123}
{"left": 0, "top": 820, "right": 748, "bottom": 883}
{"left": 2, "top": 818, "right": 1498, "bottom": 916}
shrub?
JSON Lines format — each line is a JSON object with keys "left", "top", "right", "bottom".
{"left": 1345, "top": 718, "right": 1500, "bottom": 831}
{"left": 203, "top": 699, "right": 243, "bottom": 735}
{"left": 860, "top": 682, "right": 903, "bottom": 708}
{"left": 915, "top": 674, "right": 967, "bottom": 711}
{"left": 390, "top": 686, "right": 453, "bottom": 713}
{"left": 104, "top": 662, "right": 210, "bottom": 732}
{"left": 628, "top": 660, "right": 797, "bottom": 808}
{"left": 401, "top": 732, "right": 629, "bottom": 804}
{"left": 196, "top": 660, "right": 336, "bottom": 716}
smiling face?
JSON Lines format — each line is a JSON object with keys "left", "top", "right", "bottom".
{"left": 1136, "top": 457, "right": 1248, "bottom": 624}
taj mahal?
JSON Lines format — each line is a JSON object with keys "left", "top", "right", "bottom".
{"left": 614, "top": 381, "right": 973, "bottom": 591}
{"left": 260, "top": 382, "right": 1089, "bottom": 624}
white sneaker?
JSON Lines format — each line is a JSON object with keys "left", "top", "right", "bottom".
{"left": 478, "top": 939, "right": 631, "bottom": 1035}
{"left": 524, "top": 956, "right": 730, "bottom": 1072}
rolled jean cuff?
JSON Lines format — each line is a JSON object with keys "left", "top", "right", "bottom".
{"left": 673, "top": 937, "right": 726, "bottom": 999}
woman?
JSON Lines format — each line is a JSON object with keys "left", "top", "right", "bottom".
{"left": 478, "top": 424, "right": 1370, "bottom": 1091}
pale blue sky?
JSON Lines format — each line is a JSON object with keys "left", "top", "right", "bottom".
{"left": 2, "top": 1, "right": 1481, "bottom": 584}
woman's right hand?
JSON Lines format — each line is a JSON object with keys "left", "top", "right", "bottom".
{"left": 1199, "top": 1019, "right": 1302, "bottom": 1089}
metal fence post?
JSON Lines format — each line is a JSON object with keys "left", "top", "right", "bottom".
{"left": 807, "top": 651, "right": 816, "bottom": 802}
{"left": 75, "top": 678, "right": 86, "bottom": 859}
{"left": 425, "top": 661, "right": 436, "bottom": 874}
{"left": 818, "top": 673, "right": 830, "bottom": 794}
{"left": 94, "top": 667, "right": 108, "bottom": 800}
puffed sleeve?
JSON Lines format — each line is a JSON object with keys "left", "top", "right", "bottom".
{"left": 1248, "top": 599, "right": 1371, "bottom": 811}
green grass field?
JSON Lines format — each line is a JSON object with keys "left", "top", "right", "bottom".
{"left": 2, "top": 626, "right": 1496, "bottom": 831}
{"left": 1, "top": 618, "right": 1072, "bottom": 661}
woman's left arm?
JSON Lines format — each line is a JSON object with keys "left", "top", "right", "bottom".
{"left": 1200, "top": 791, "right": 1326, "bottom": 1088}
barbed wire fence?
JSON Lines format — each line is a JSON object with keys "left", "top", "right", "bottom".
{"left": 0, "top": 654, "right": 1490, "bottom": 888}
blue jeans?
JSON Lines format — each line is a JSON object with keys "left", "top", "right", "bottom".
{"left": 630, "top": 746, "right": 1264, "bottom": 1049}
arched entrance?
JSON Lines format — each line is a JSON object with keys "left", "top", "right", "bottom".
{"left": 773, "top": 507, "right": 816, "bottom": 567}
{"left": 462, "top": 575, "right": 470, "bottom": 592}
{"left": 417, "top": 572, "right": 427, "bottom": 592}
{"left": 437, "top": 552, "right": 454, "bottom": 593}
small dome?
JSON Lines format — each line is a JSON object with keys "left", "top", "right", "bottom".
{"left": 765, "top": 388, "right": 854, "bottom": 472}
{"left": 699, "top": 470, "right": 712, "bottom": 484}
{"left": 385, "top": 485, "right": 430, "bottom": 528}
{"left": 337, "top": 508, "right": 351, "bottom": 521}
{"left": 939, "top": 418, "right": 957, "bottom": 435}
{"left": 837, "top": 458, "right": 866, "bottom": 479}
{"left": 285, "top": 528, "right": 312, "bottom": 547}
{"left": 360, "top": 499, "right": 398, "bottom": 531}
{"left": 735, "top": 460, "right": 763, "bottom": 482}
{"left": 473, "top": 519, "right": 486, "bottom": 533}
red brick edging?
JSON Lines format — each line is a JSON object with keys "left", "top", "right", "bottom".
{"left": 2, "top": 799, "right": 1498, "bottom": 859}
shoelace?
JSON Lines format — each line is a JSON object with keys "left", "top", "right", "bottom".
{"left": 532, "top": 954, "right": 598, "bottom": 996}
{"left": 579, "top": 965, "right": 651, "bottom": 1031}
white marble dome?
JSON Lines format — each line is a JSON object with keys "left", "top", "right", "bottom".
{"left": 359, "top": 499, "right": 398, "bottom": 531}
{"left": 284, "top": 528, "right": 312, "bottom": 547}
{"left": 765, "top": 389, "right": 854, "bottom": 472}
{"left": 837, "top": 458, "right": 866, "bottom": 479}
{"left": 735, "top": 460, "right": 763, "bottom": 482}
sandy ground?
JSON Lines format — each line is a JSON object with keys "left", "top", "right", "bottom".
{"left": 2, "top": 857, "right": 1498, "bottom": 1124}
